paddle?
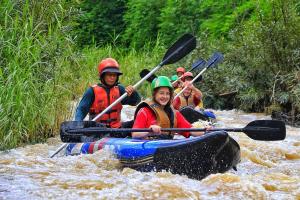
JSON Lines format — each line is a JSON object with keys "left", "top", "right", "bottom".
{"left": 140, "top": 58, "right": 206, "bottom": 83}
{"left": 50, "top": 33, "right": 196, "bottom": 158}
{"left": 60, "top": 120, "right": 286, "bottom": 143}
{"left": 174, "top": 52, "right": 224, "bottom": 99}
{"left": 139, "top": 69, "right": 157, "bottom": 83}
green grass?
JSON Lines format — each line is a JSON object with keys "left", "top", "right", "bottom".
{"left": 0, "top": 0, "right": 79, "bottom": 150}
{"left": 0, "top": 0, "right": 176, "bottom": 150}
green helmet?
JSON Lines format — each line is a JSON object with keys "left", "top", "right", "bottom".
{"left": 151, "top": 76, "right": 173, "bottom": 91}
{"left": 170, "top": 75, "right": 178, "bottom": 81}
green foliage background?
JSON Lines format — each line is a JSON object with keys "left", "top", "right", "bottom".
{"left": 1, "top": 0, "right": 299, "bottom": 149}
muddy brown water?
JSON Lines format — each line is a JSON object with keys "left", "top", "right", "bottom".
{"left": 0, "top": 107, "right": 299, "bottom": 199}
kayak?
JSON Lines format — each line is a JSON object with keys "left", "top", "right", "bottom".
{"left": 180, "top": 106, "right": 216, "bottom": 123}
{"left": 65, "top": 131, "right": 240, "bottom": 180}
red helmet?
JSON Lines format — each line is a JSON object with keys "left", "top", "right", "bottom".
{"left": 176, "top": 67, "right": 185, "bottom": 73}
{"left": 97, "top": 58, "right": 122, "bottom": 76}
{"left": 183, "top": 72, "right": 194, "bottom": 80}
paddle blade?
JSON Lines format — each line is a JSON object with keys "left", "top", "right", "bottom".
{"left": 161, "top": 34, "right": 196, "bottom": 66}
{"left": 60, "top": 121, "right": 105, "bottom": 143}
{"left": 206, "top": 52, "right": 224, "bottom": 69}
{"left": 139, "top": 69, "right": 157, "bottom": 83}
{"left": 191, "top": 59, "right": 206, "bottom": 72}
{"left": 244, "top": 120, "right": 286, "bottom": 141}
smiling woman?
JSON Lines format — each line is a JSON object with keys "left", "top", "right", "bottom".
{"left": 132, "top": 76, "right": 208, "bottom": 139}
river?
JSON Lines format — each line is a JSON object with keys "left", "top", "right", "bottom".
{"left": 0, "top": 106, "right": 299, "bottom": 199}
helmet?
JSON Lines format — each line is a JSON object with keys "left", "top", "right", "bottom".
{"left": 151, "top": 76, "right": 173, "bottom": 91}
{"left": 176, "top": 67, "right": 185, "bottom": 73}
{"left": 98, "top": 58, "right": 122, "bottom": 76}
{"left": 183, "top": 72, "right": 194, "bottom": 79}
{"left": 170, "top": 75, "right": 178, "bottom": 81}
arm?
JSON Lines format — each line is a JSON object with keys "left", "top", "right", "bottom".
{"left": 194, "top": 95, "right": 204, "bottom": 110}
{"left": 119, "top": 84, "right": 141, "bottom": 106}
{"left": 132, "top": 107, "right": 161, "bottom": 138}
{"left": 74, "top": 87, "right": 94, "bottom": 121}
{"left": 191, "top": 85, "right": 202, "bottom": 99}
{"left": 194, "top": 102, "right": 203, "bottom": 110}
{"left": 176, "top": 111, "right": 205, "bottom": 137}
{"left": 172, "top": 97, "right": 181, "bottom": 110}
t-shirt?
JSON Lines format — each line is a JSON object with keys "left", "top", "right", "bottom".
{"left": 133, "top": 106, "right": 192, "bottom": 138}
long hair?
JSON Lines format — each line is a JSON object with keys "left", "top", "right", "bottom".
{"left": 152, "top": 87, "right": 175, "bottom": 127}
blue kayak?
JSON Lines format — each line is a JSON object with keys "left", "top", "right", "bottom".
{"left": 66, "top": 131, "right": 240, "bottom": 180}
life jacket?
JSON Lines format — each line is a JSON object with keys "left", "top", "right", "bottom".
{"left": 174, "top": 88, "right": 181, "bottom": 96}
{"left": 89, "top": 84, "right": 122, "bottom": 128}
{"left": 134, "top": 100, "right": 178, "bottom": 128}
{"left": 134, "top": 100, "right": 177, "bottom": 139}
{"left": 178, "top": 92, "right": 201, "bottom": 109}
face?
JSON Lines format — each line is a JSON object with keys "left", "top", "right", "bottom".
{"left": 103, "top": 72, "right": 118, "bottom": 86}
{"left": 183, "top": 88, "right": 192, "bottom": 97}
{"left": 154, "top": 87, "right": 171, "bottom": 106}
{"left": 177, "top": 72, "right": 184, "bottom": 77}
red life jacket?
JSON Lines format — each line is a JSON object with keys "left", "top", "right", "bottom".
{"left": 89, "top": 84, "right": 122, "bottom": 128}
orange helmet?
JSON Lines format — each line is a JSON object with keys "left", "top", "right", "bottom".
{"left": 97, "top": 58, "right": 122, "bottom": 76}
{"left": 176, "top": 67, "right": 185, "bottom": 73}
{"left": 183, "top": 72, "right": 194, "bottom": 80}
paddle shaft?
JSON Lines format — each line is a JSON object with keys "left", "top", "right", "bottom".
{"left": 66, "top": 127, "right": 280, "bottom": 134}
{"left": 50, "top": 143, "right": 68, "bottom": 158}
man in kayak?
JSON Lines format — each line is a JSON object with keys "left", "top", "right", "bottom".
{"left": 75, "top": 58, "right": 141, "bottom": 131}
{"left": 172, "top": 72, "right": 203, "bottom": 110}
{"left": 132, "top": 76, "right": 207, "bottom": 139}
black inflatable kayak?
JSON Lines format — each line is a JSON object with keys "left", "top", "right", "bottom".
{"left": 180, "top": 106, "right": 216, "bottom": 123}
{"left": 65, "top": 131, "right": 240, "bottom": 180}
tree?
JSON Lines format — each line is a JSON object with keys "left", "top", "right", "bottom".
{"left": 74, "top": 0, "right": 127, "bottom": 47}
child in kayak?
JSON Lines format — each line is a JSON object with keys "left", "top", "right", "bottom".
{"left": 75, "top": 58, "right": 141, "bottom": 130}
{"left": 173, "top": 72, "right": 203, "bottom": 110}
{"left": 132, "top": 76, "right": 208, "bottom": 139}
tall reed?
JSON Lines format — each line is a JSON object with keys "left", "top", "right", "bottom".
{"left": 0, "top": 0, "right": 80, "bottom": 150}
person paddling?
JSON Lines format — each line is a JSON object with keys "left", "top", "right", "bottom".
{"left": 132, "top": 76, "right": 208, "bottom": 139}
{"left": 75, "top": 58, "right": 141, "bottom": 130}
{"left": 173, "top": 72, "right": 203, "bottom": 110}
